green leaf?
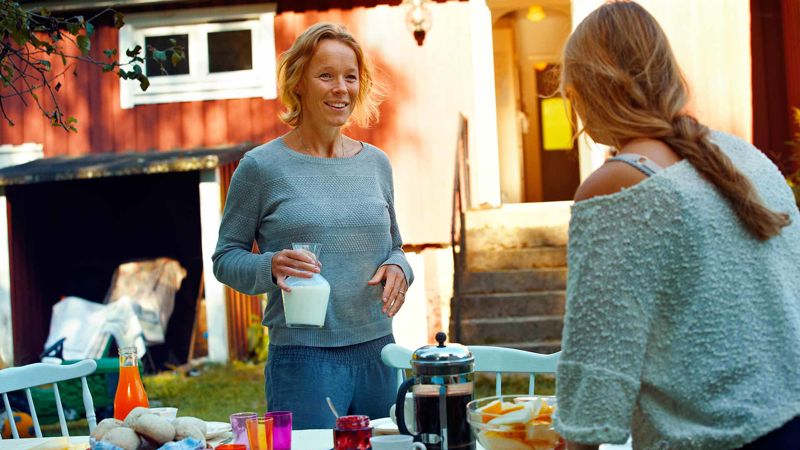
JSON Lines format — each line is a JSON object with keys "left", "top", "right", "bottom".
{"left": 31, "top": 92, "right": 38, "bottom": 101}
{"left": 169, "top": 38, "right": 177, "bottom": 46}
{"left": 126, "top": 45, "right": 142, "bottom": 58}
{"left": 55, "top": 82, "right": 62, "bottom": 92}
{"left": 137, "top": 74, "right": 150, "bottom": 91}
{"left": 76, "top": 35, "right": 90, "bottom": 55}
{"left": 117, "top": 69, "right": 128, "bottom": 80}
{"left": 132, "top": 64, "right": 142, "bottom": 75}
{"left": 66, "top": 22, "right": 80, "bottom": 36}
{"left": 11, "top": 29, "right": 29, "bottom": 46}
{"left": 103, "top": 48, "right": 116, "bottom": 58}
{"left": 39, "top": 7, "right": 51, "bottom": 17}
{"left": 85, "top": 23, "right": 94, "bottom": 37}
{"left": 102, "top": 63, "right": 116, "bottom": 72}
{"left": 152, "top": 49, "right": 167, "bottom": 62}
{"left": 114, "top": 12, "right": 125, "bottom": 29}
{"left": 38, "top": 60, "right": 51, "bottom": 71}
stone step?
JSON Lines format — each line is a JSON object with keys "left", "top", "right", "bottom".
{"left": 467, "top": 246, "right": 566, "bottom": 272}
{"left": 458, "top": 316, "right": 564, "bottom": 347}
{"left": 461, "top": 268, "right": 567, "bottom": 295}
{"left": 467, "top": 225, "right": 569, "bottom": 250}
{"left": 458, "top": 291, "right": 565, "bottom": 320}
{"left": 466, "top": 202, "right": 572, "bottom": 250}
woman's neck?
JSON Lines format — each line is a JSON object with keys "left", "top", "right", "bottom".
{"left": 294, "top": 125, "right": 343, "bottom": 158}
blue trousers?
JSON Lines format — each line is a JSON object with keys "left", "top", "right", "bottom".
{"left": 264, "top": 334, "right": 397, "bottom": 430}
{"left": 738, "top": 416, "right": 800, "bottom": 450}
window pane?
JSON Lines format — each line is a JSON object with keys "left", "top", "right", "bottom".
{"left": 145, "top": 34, "right": 190, "bottom": 77}
{"left": 208, "top": 30, "right": 253, "bottom": 73}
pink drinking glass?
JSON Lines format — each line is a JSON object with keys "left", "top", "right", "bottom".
{"left": 230, "top": 412, "right": 258, "bottom": 448}
{"left": 265, "top": 411, "right": 292, "bottom": 450}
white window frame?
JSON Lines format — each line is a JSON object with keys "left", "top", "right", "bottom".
{"left": 119, "top": 4, "right": 277, "bottom": 108}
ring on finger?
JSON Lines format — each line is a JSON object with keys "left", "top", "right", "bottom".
{"left": 398, "top": 290, "right": 406, "bottom": 295}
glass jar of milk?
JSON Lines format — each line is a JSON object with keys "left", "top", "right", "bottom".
{"left": 282, "top": 243, "right": 331, "bottom": 327}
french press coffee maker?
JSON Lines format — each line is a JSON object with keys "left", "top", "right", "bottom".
{"left": 395, "top": 332, "right": 476, "bottom": 450}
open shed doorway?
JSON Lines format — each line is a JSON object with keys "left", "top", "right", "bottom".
{"left": 7, "top": 171, "right": 203, "bottom": 369}
{"left": 491, "top": 0, "right": 580, "bottom": 203}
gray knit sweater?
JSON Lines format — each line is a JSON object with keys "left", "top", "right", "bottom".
{"left": 554, "top": 131, "right": 800, "bottom": 449}
{"left": 212, "top": 137, "right": 414, "bottom": 347}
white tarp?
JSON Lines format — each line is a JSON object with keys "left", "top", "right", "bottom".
{"left": 43, "top": 296, "right": 146, "bottom": 360}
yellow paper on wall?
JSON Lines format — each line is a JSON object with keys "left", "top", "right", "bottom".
{"left": 541, "top": 98, "right": 573, "bottom": 151}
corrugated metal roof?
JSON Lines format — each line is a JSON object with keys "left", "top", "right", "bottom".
{"left": 0, "top": 146, "right": 249, "bottom": 186}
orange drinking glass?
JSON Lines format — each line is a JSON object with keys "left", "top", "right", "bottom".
{"left": 113, "top": 346, "right": 149, "bottom": 420}
{"left": 246, "top": 416, "right": 274, "bottom": 450}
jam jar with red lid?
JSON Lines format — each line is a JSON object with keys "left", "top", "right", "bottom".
{"left": 333, "top": 415, "right": 372, "bottom": 450}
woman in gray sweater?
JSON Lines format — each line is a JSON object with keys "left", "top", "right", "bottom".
{"left": 212, "top": 23, "right": 413, "bottom": 429}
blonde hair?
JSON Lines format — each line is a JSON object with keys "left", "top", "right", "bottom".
{"left": 561, "top": 0, "right": 790, "bottom": 240}
{"left": 277, "top": 22, "right": 383, "bottom": 128}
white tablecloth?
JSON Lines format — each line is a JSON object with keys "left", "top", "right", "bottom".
{"left": 0, "top": 430, "right": 632, "bottom": 450}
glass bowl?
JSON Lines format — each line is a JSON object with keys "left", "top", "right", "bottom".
{"left": 466, "top": 395, "right": 565, "bottom": 450}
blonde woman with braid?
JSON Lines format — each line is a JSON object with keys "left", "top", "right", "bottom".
{"left": 552, "top": 2, "right": 800, "bottom": 449}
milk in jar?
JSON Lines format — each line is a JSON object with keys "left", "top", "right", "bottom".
{"left": 282, "top": 243, "right": 331, "bottom": 327}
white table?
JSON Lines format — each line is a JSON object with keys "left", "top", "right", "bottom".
{"left": 291, "top": 429, "right": 632, "bottom": 450}
{"left": 0, "top": 430, "right": 632, "bottom": 450}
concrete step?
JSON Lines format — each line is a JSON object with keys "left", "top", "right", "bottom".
{"left": 459, "top": 291, "right": 565, "bottom": 320}
{"left": 466, "top": 202, "right": 571, "bottom": 250}
{"left": 467, "top": 246, "right": 566, "bottom": 272}
{"left": 459, "top": 316, "right": 563, "bottom": 347}
{"left": 461, "top": 268, "right": 567, "bottom": 295}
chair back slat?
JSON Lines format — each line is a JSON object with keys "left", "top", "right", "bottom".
{"left": 528, "top": 373, "right": 536, "bottom": 396}
{"left": 81, "top": 377, "right": 97, "bottom": 432}
{"left": 53, "top": 383, "right": 69, "bottom": 437}
{"left": 24, "top": 388, "right": 43, "bottom": 438}
{"left": 0, "top": 359, "right": 97, "bottom": 439}
{"left": 2, "top": 393, "right": 18, "bottom": 439}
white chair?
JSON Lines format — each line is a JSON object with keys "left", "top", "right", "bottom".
{"left": 380, "top": 343, "right": 560, "bottom": 395}
{"left": 0, "top": 359, "right": 98, "bottom": 439}
{"left": 469, "top": 346, "right": 560, "bottom": 396}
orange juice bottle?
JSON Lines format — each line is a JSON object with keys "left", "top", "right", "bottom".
{"left": 113, "top": 346, "right": 149, "bottom": 420}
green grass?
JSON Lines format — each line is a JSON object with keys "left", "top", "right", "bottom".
{"left": 143, "top": 360, "right": 267, "bottom": 422}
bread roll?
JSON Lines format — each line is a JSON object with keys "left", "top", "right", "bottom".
{"left": 90, "top": 418, "right": 124, "bottom": 441}
{"left": 102, "top": 426, "right": 141, "bottom": 450}
{"left": 172, "top": 416, "right": 207, "bottom": 436}
{"left": 133, "top": 413, "right": 176, "bottom": 445}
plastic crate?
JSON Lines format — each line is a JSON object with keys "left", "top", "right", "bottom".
{"left": 29, "top": 358, "right": 142, "bottom": 424}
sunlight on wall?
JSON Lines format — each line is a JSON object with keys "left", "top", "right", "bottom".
{"left": 572, "top": 0, "right": 752, "bottom": 176}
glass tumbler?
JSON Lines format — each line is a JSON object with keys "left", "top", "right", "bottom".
{"left": 246, "top": 416, "right": 274, "bottom": 450}
{"left": 265, "top": 411, "right": 292, "bottom": 450}
{"left": 231, "top": 412, "right": 258, "bottom": 447}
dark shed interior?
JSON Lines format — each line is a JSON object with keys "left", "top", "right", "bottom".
{"left": 8, "top": 172, "right": 202, "bottom": 368}
{"left": 0, "top": 147, "right": 247, "bottom": 367}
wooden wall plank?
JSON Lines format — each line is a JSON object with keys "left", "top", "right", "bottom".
{"left": 203, "top": 101, "right": 228, "bottom": 147}
{"left": 158, "top": 102, "right": 183, "bottom": 150}
{"left": 181, "top": 101, "right": 205, "bottom": 149}
{"left": 135, "top": 104, "right": 159, "bottom": 151}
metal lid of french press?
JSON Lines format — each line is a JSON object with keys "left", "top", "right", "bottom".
{"left": 411, "top": 332, "right": 474, "bottom": 376}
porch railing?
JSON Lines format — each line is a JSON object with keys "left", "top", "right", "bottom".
{"left": 450, "top": 114, "right": 470, "bottom": 342}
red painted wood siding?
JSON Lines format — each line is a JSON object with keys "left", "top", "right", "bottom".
{"left": 0, "top": 3, "right": 475, "bottom": 245}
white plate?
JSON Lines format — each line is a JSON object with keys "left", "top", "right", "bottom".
{"left": 205, "top": 421, "right": 232, "bottom": 439}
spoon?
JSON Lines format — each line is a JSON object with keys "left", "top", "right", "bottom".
{"left": 326, "top": 396, "right": 340, "bottom": 419}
